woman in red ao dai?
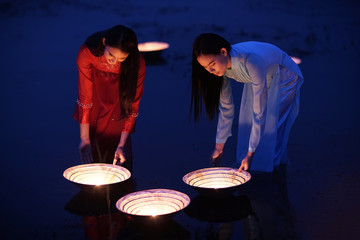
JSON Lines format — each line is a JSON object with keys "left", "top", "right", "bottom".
{"left": 73, "top": 25, "right": 145, "bottom": 172}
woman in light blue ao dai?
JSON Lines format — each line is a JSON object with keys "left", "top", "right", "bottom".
{"left": 191, "top": 33, "right": 303, "bottom": 173}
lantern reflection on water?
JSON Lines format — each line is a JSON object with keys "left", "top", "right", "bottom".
{"left": 183, "top": 167, "right": 251, "bottom": 197}
{"left": 63, "top": 163, "right": 131, "bottom": 187}
{"left": 116, "top": 189, "right": 190, "bottom": 218}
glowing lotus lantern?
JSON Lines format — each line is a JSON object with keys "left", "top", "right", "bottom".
{"left": 183, "top": 167, "right": 251, "bottom": 198}
{"left": 116, "top": 189, "right": 190, "bottom": 222}
{"left": 63, "top": 163, "right": 131, "bottom": 190}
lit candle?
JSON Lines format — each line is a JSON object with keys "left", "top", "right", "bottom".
{"left": 77, "top": 172, "right": 114, "bottom": 185}
{"left": 85, "top": 174, "right": 106, "bottom": 185}
{"left": 136, "top": 205, "right": 175, "bottom": 216}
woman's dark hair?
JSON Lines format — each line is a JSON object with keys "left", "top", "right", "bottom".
{"left": 191, "top": 33, "right": 231, "bottom": 121}
{"left": 85, "top": 25, "right": 140, "bottom": 117}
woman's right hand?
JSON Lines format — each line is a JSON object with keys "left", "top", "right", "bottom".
{"left": 79, "top": 139, "right": 93, "bottom": 164}
{"left": 211, "top": 143, "right": 225, "bottom": 159}
{"left": 210, "top": 143, "right": 225, "bottom": 166}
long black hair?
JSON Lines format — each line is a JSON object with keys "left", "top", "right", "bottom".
{"left": 191, "top": 33, "right": 231, "bottom": 121}
{"left": 85, "top": 25, "right": 140, "bottom": 117}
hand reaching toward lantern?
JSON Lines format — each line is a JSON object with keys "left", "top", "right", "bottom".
{"left": 79, "top": 139, "right": 93, "bottom": 164}
{"left": 113, "top": 132, "right": 129, "bottom": 165}
{"left": 211, "top": 143, "right": 225, "bottom": 158}
{"left": 210, "top": 143, "right": 225, "bottom": 167}
{"left": 238, "top": 151, "right": 254, "bottom": 171}
{"left": 113, "top": 146, "right": 126, "bottom": 165}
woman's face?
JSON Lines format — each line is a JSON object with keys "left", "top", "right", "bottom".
{"left": 197, "top": 48, "right": 231, "bottom": 76}
{"left": 103, "top": 38, "right": 129, "bottom": 65}
{"left": 104, "top": 46, "right": 129, "bottom": 65}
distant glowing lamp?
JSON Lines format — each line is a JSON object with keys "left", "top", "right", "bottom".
{"left": 290, "top": 56, "right": 302, "bottom": 65}
{"left": 116, "top": 189, "right": 190, "bottom": 218}
{"left": 138, "top": 41, "right": 169, "bottom": 52}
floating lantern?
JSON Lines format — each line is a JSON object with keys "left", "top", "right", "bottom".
{"left": 63, "top": 163, "right": 131, "bottom": 190}
{"left": 137, "top": 41, "right": 169, "bottom": 65}
{"left": 138, "top": 41, "right": 169, "bottom": 52}
{"left": 116, "top": 189, "right": 190, "bottom": 222}
{"left": 183, "top": 167, "right": 251, "bottom": 198}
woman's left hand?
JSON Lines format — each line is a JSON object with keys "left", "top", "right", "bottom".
{"left": 238, "top": 151, "right": 254, "bottom": 171}
{"left": 113, "top": 146, "right": 126, "bottom": 165}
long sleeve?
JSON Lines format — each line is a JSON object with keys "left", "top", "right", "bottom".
{"left": 216, "top": 77, "right": 235, "bottom": 143}
{"left": 246, "top": 54, "right": 267, "bottom": 152}
{"left": 122, "top": 54, "right": 146, "bottom": 133}
{"left": 73, "top": 45, "right": 94, "bottom": 124}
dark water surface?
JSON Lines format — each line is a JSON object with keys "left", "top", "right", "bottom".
{"left": 61, "top": 166, "right": 296, "bottom": 240}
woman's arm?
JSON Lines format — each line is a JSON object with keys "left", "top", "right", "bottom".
{"left": 213, "top": 77, "right": 234, "bottom": 158}
{"left": 113, "top": 132, "right": 129, "bottom": 165}
{"left": 73, "top": 45, "right": 94, "bottom": 124}
{"left": 73, "top": 45, "right": 95, "bottom": 163}
{"left": 239, "top": 54, "right": 267, "bottom": 170}
{"left": 247, "top": 53, "right": 267, "bottom": 152}
{"left": 79, "top": 123, "right": 93, "bottom": 163}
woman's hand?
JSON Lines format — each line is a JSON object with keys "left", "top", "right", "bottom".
{"left": 79, "top": 139, "right": 93, "bottom": 164}
{"left": 113, "top": 146, "right": 126, "bottom": 165}
{"left": 238, "top": 151, "right": 255, "bottom": 171}
{"left": 113, "top": 132, "right": 129, "bottom": 165}
{"left": 211, "top": 143, "right": 225, "bottom": 159}
{"left": 210, "top": 143, "right": 225, "bottom": 166}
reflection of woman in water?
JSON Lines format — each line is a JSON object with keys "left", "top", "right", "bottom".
{"left": 191, "top": 33, "right": 303, "bottom": 172}
{"left": 65, "top": 179, "right": 137, "bottom": 240}
{"left": 73, "top": 25, "right": 145, "bottom": 171}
